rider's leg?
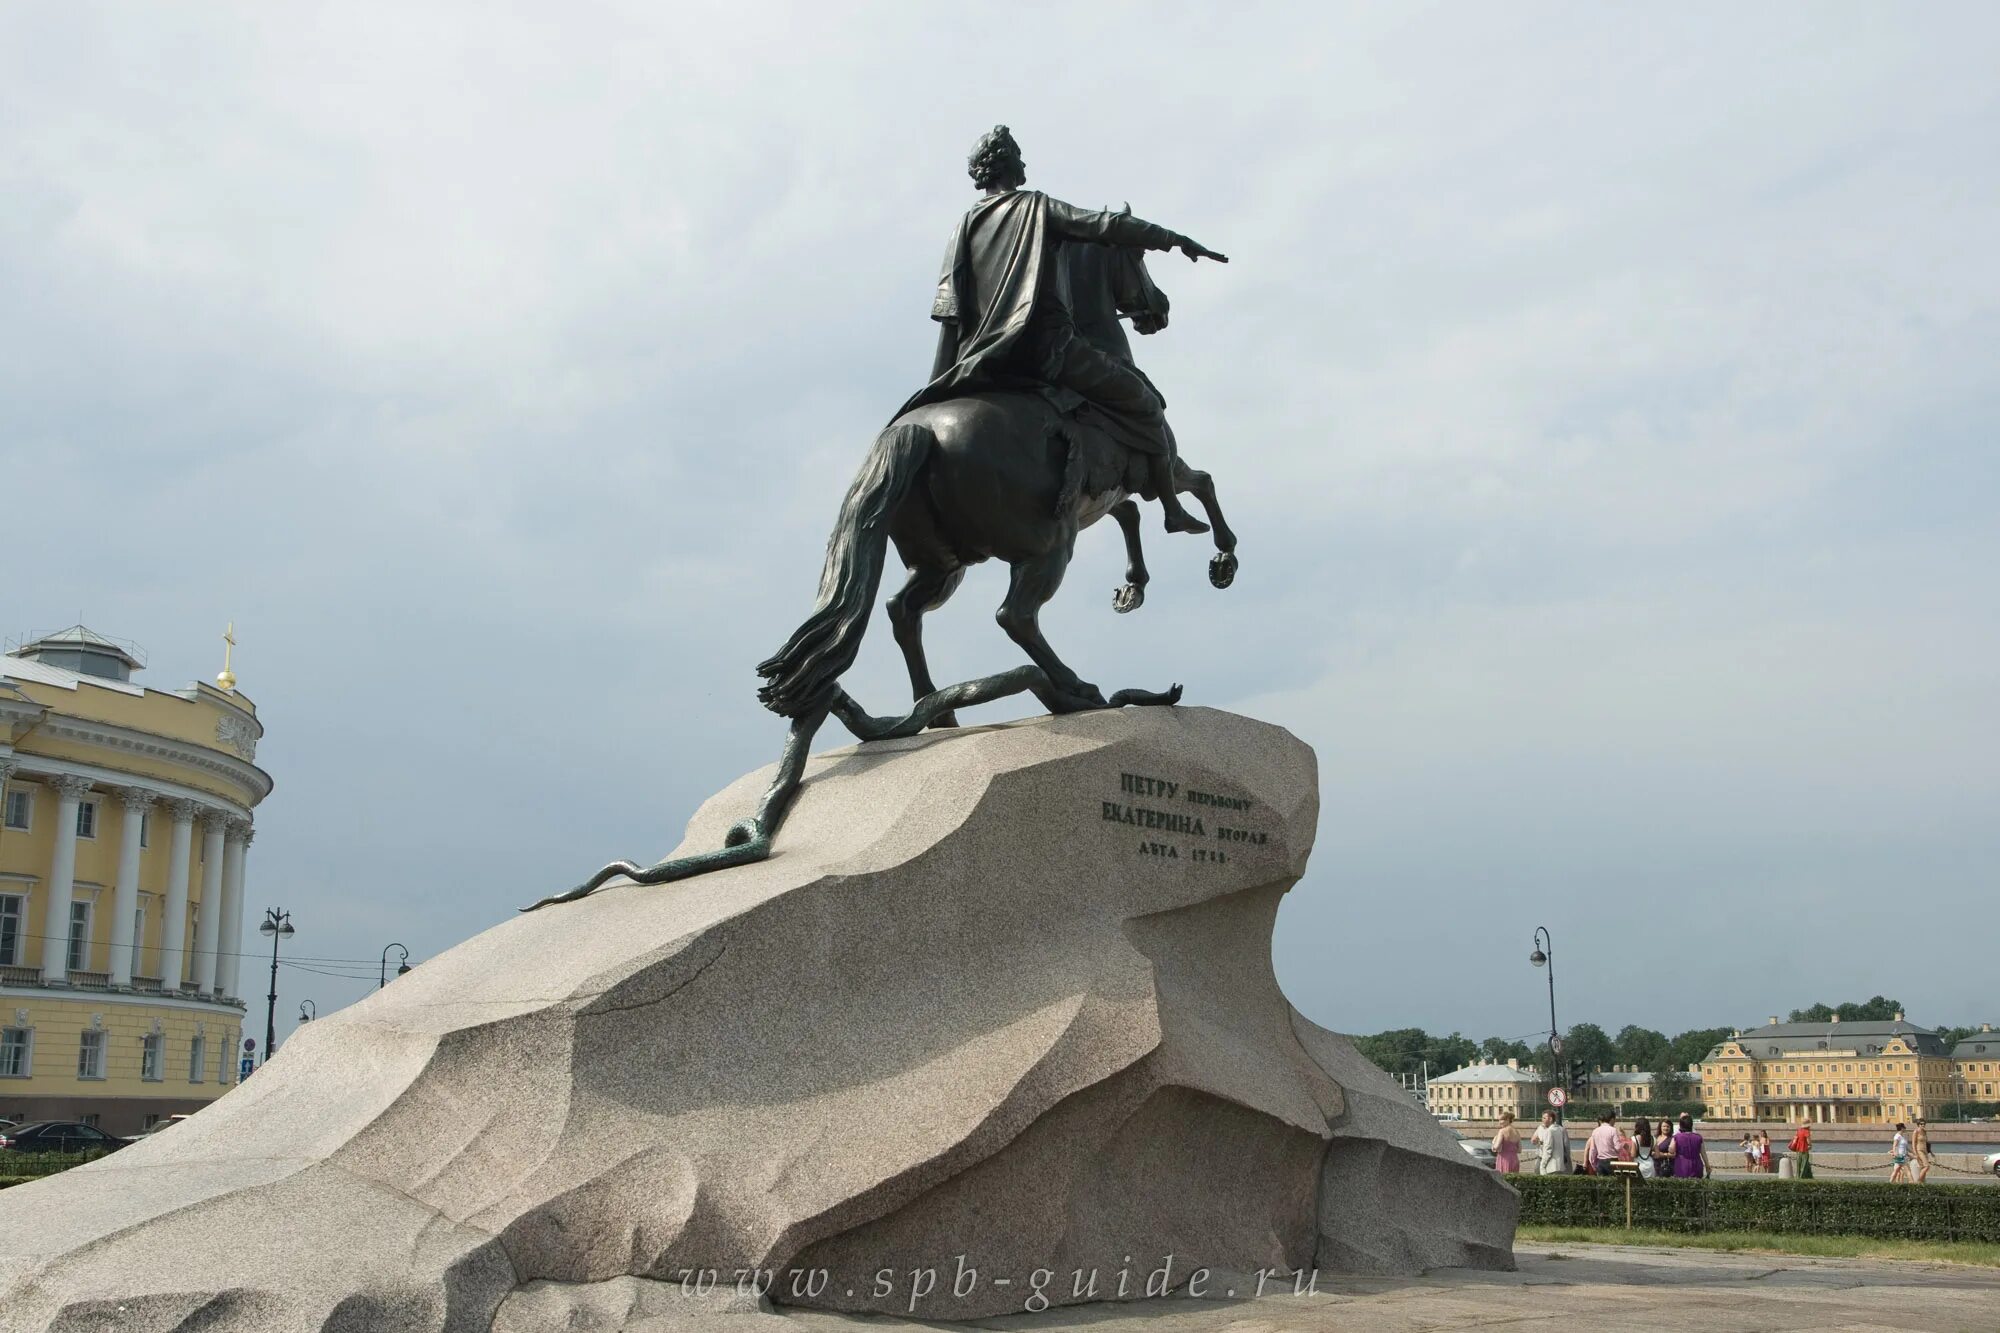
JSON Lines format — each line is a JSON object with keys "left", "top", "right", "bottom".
{"left": 1145, "top": 454, "right": 1207, "bottom": 534}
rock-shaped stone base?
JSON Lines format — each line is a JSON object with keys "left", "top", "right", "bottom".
{"left": 0, "top": 707, "right": 1514, "bottom": 1332}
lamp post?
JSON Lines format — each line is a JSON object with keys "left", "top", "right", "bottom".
{"left": 259, "top": 908, "right": 294, "bottom": 1065}
{"left": 1529, "top": 926, "right": 1561, "bottom": 1123}
{"left": 379, "top": 942, "right": 410, "bottom": 989}
{"left": 1952, "top": 1070, "right": 1965, "bottom": 1123}
{"left": 298, "top": 999, "right": 316, "bottom": 1023}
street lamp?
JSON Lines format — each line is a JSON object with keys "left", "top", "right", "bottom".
{"left": 379, "top": 942, "right": 411, "bottom": 990}
{"left": 298, "top": 999, "right": 316, "bottom": 1023}
{"left": 258, "top": 908, "right": 294, "bottom": 1066}
{"left": 1530, "top": 926, "right": 1561, "bottom": 1122}
{"left": 1952, "top": 1069, "right": 1965, "bottom": 1123}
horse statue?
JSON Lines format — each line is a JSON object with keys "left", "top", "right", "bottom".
{"left": 530, "top": 241, "right": 1237, "bottom": 910}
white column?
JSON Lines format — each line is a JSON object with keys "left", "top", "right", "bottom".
{"left": 108, "top": 788, "right": 155, "bottom": 987}
{"left": 191, "top": 813, "right": 226, "bottom": 993}
{"left": 39, "top": 775, "right": 93, "bottom": 984}
{"left": 217, "top": 821, "right": 250, "bottom": 998}
{"left": 159, "top": 798, "right": 199, "bottom": 990}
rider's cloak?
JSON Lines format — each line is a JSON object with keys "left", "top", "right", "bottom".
{"left": 896, "top": 189, "right": 1080, "bottom": 421}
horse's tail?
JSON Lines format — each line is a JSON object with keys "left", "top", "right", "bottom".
{"left": 756, "top": 421, "right": 935, "bottom": 717}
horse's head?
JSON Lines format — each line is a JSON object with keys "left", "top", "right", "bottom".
{"left": 1114, "top": 252, "right": 1170, "bottom": 335}
{"left": 1104, "top": 211, "right": 1170, "bottom": 334}
{"left": 1062, "top": 222, "right": 1171, "bottom": 355}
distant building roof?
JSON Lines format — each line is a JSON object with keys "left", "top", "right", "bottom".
{"left": 1, "top": 650, "right": 146, "bottom": 697}
{"left": 1710, "top": 1016, "right": 1948, "bottom": 1061}
{"left": 6, "top": 624, "right": 147, "bottom": 684}
{"left": 1431, "top": 1061, "right": 1541, "bottom": 1085}
{"left": 1586, "top": 1069, "right": 1655, "bottom": 1084}
{"left": 1953, "top": 1026, "right": 1998, "bottom": 1060}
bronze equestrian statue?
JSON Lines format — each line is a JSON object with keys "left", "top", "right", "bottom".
{"left": 532, "top": 127, "right": 1237, "bottom": 909}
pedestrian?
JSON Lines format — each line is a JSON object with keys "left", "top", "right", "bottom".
{"left": 1491, "top": 1111, "right": 1521, "bottom": 1174}
{"left": 1789, "top": 1122, "right": 1813, "bottom": 1180}
{"left": 1533, "top": 1110, "right": 1571, "bottom": 1176}
{"left": 1914, "top": 1120, "right": 1934, "bottom": 1184}
{"left": 1586, "top": 1110, "right": 1623, "bottom": 1175}
{"left": 1740, "top": 1133, "right": 1757, "bottom": 1172}
{"left": 1890, "top": 1123, "right": 1911, "bottom": 1183}
{"left": 1632, "top": 1116, "right": 1657, "bottom": 1179}
{"left": 1756, "top": 1130, "right": 1773, "bottom": 1173}
{"left": 1672, "top": 1112, "right": 1710, "bottom": 1178}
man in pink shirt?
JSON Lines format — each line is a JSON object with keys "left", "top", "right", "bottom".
{"left": 1586, "top": 1110, "right": 1624, "bottom": 1175}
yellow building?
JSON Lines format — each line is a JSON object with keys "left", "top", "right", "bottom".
{"left": 1701, "top": 1014, "right": 1956, "bottom": 1126}
{"left": 1952, "top": 1025, "right": 1999, "bottom": 1107}
{"left": 1426, "top": 1058, "right": 1540, "bottom": 1121}
{"left": 0, "top": 626, "right": 271, "bottom": 1135}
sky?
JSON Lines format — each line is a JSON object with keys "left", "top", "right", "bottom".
{"left": 4, "top": 3, "right": 1996, "bottom": 1050}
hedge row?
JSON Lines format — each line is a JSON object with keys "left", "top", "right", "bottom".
{"left": 0, "top": 1152, "right": 101, "bottom": 1179}
{"left": 1515, "top": 1174, "right": 2000, "bottom": 1243}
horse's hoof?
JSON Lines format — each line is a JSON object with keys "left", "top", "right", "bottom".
{"left": 1113, "top": 583, "right": 1146, "bottom": 614}
{"left": 1209, "top": 551, "right": 1238, "bottom": 589}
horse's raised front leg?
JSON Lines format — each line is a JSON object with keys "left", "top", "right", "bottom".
{"left": 1109, "top": 499, "right": 1149, "bottom": 613}
{"left": 996, "top": 545, "right": 1106, "bottom": 712}
{"left": 1174, "top": 460, "right": 1240, "bottom": 589}
{"left": 886, "top": 561, "right": 967, "bottom": 727}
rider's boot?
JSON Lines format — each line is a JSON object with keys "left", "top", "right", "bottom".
{"left": 1151, "top": 455, "right": 1209, "bottom": 534}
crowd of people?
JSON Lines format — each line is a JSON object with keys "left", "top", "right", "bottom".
{"left": 1486, "top": 1111, "right": 1945, "bottom": 1180}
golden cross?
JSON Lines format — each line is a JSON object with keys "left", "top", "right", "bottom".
{"left": 222, "top": 622, "right": 236, "bottom": 674}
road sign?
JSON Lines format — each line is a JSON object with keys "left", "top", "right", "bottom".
{"left": 1550, "top": 1035, "right": 1565, "bottom": 1056}
{"left": 1547, "top": 1087, "right": 1568, "bottom": 1108}
{"left": 243, "top": 1037, "right": 256, "bottom": 1052}
{"left": 240, "top": 1056, "right": 255, "bottom": 1079}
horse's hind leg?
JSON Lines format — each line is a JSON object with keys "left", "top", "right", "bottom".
{"left": 1174, "top": 459, "right": 1240, "bottom": 589}
{"left": 1109, "top": 500, "right": 1149, "bottom": 613}
{"left": 997, "top": 544, "right": 1106, "bottom": 711}
{"left": 886, "top": 560, "right": 966, "bottom": 726}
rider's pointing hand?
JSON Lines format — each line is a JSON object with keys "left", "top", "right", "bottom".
{"left": 1177, "top": 238, "right": 1229, "bottom": 264}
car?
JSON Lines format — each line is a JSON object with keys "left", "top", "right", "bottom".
{"left": 1985, "top": 1151, "right": 1999, "bottom": 1179}
{"left": 0, "top": 1121, "right": 130, "bottom": 1155}
{"left": 132, "top": 1114, "right": 191, "bottom": 1138}
{"left": 1460, "top": 1139, "right": 1497, "bottom": 1169}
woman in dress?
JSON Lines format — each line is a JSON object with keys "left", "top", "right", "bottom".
{"left": 1672, "top": 1112, "right": 1710, "bottom": 1178}
{"left": 1491, "top": 1111, "right": 1521, "bottom": 1174}
{"left": 1631, "top": 1117, "right": 1656, "bottom": 1178}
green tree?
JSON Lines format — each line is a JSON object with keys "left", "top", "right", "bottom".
{"left": 1435, "top": 1032, "right": 1480, "bottom": 1071}
{"left": 1937, "top": 1025, "right": 1976, "bottom": 1049}
{"left": 1614, "top": 1025, "right": 1669, "bottom": 1070}
{"left": 1669, "top": 1027, "right": 1732, "bottom": 1070}
{"left": 1562, "top": 1022, "right": 1618, "bottom": 1075}
{"left": 1352, "top": 1028, "right": 1431, "bottom": 1077}
{"left": 1650, "top": 1059, "right": 1692, "bottom": 1104}
{"left": 1481, "top": 1036, "right": 1534, "bottom": 1064}
{"left": 1787, "top": 997, "right": 1905, "bottom": 1024}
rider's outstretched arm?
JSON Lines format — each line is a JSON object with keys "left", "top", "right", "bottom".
{"left": 1045, "top": 197, "right": 1227, "bottom": 262}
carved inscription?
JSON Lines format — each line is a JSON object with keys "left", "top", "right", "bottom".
{"left": 1100, "top": 770, "right": 1271, "bottom": 862}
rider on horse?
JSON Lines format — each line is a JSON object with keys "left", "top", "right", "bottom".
{"left": 903, "top": 125, "right": 1228, "bottom": 535}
